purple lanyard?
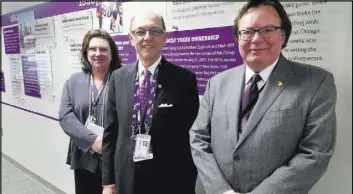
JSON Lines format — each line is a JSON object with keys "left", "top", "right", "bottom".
{"left": 131, "top": 64, "right": 160, "bottom": 136}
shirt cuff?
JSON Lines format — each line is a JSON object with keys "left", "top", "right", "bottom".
{"left": 223, "top": 190, "right": 236, "bottom": 194}
{"left": 103, "top": 184, "right": 115, "bottom": 187}
{"left": 222, "top": 190, "right": 250, "bottom": 194}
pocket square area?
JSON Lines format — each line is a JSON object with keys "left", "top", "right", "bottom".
{"left": 158, "top": 103, "right": 173, "bottom": 108}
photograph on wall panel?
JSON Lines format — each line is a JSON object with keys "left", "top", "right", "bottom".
{"left": 96, "top": 0, "right": 123, "bottom": 35}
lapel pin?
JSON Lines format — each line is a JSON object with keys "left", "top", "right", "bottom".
{"left": 158, "top": 84, "right": 162, "bottom": 88}
{"left": 277, "top": 81, "right": 283, "bottom": 86}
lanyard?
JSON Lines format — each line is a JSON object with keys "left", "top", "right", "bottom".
{"left": 88, "top": 72, "right": 111, "bottom": 127}
{"left": 131, "top": 63, "right": 160, "bottom": 136}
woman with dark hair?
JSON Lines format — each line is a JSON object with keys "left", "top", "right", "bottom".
{"left": 59, "top": 29, "right": 121, "bottom": 194}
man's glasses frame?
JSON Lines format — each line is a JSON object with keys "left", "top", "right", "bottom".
{"left": 131, "top": 27, "right": 165, "bottom": 38}
{"left": 238, "top": 26, "right": 282, "bottom": 41}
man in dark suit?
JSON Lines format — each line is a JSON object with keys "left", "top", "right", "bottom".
{"left": 102, "top": 11, "right": 199, "bottom": 194}
{"left": 190, "top": 0, "right": 337, "bottom": 194}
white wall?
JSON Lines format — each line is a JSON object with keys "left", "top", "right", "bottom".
{"left": 1, "top": 105, "right": 75, "bottom": 194}
{"left": 310, "top": 4, "right": 352, "bottom": 194}
{"left": 1, "top": 2, "right": 75, "bottom": 194}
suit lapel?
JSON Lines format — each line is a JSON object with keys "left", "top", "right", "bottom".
{"left": 153, "top": 58, "right": 169, "bottom": 113}
{"left": 235, "top": 55, "right": 294, "bottom": 151}
{"left": 124, "top": 62, "right": 138, "bottom": 121}
{"left": 227, "top": 66, "right": 246, "bottom": 146}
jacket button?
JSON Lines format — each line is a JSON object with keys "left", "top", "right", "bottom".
{"left": 234, "top": 156, "right": 240, "bottom": 161}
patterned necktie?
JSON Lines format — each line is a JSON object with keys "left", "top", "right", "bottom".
{"left": 140, "top": 69, "right": 151, "bottom": 111}
{"left": 240, "top": 73, "right": 262, "bottom": 132}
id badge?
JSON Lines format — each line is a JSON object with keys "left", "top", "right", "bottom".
{"left": 84, "top": 115, "right": 96, "bottom": 126}
{"left": 133, "top": 134, "right": 153, "bottom": 162}
{"left": 85, "top": 116, "right": 103, "bottom": 136}
{"left": 87, "top": 122, "right": 104, "bottom": 136}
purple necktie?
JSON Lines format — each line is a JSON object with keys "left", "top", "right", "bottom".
{"left": 140, "top": 69, "right": 151, "bottom": 111}
{"left": 240, "top": 73, "right": 262, "bottom": 132}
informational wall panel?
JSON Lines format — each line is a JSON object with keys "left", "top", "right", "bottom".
{"left": 3, "top": 26, "right": 20, "bottom": 54}
{"left": 161, "top": 26, "right": 243, "bottom": 94}
{"left": 1, "top": 1, "right": 351, "bottom": 117}
{"left": 1, "top": 71, "right": 5, "bottom": 92}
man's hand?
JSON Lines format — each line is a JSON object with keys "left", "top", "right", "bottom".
{"left": 89, "top": 149, "right": 95, "bottom": 155}
{"left": 91, "top": 136, "right": 102, "bottom": 154}
{"left": 103, "top": 185, "right": 116, "bottom": 194}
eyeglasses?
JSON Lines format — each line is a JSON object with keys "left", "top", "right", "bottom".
{"left": 238, "top": 26, "right": 282, "bottom": 41}
{"left": 131, "top": 27, "right": 165, "bottom": 38}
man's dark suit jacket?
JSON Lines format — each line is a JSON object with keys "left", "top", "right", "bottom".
{"left": 102, "top": 57, "right": 200, "bottom": 194}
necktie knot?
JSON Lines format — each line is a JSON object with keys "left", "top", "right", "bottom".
{"left": 251, "top": 73, "right": 262, "bottom": 85}
{"left": 249, "top": 73, "right": 262, "bottom": 91}
{"left": 143, "top": 69, "right": 151, "bottom": 79}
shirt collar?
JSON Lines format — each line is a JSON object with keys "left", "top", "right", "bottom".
{"left": 138, "top": 55, "right": 162, "bottom": 77}
{"left": 245, "top": 57, "right": 279, "bottom": 85}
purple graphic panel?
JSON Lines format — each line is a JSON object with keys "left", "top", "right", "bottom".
{"left": 114, "top": 35, "right": 137, "bottom": 65}
{"left": 21, "top": 55, "right": 41, "bottom": 98}
{"left": 0, "top": 72, "right": 5, "bottom": 92}
{"left": 162, "top": 26, "right": 243, "bottom": 94}
{"left": 3, "top": 26, "right": 20, "bottom": 54}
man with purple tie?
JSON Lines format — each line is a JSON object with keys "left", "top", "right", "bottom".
{"left": 190, "top": 0, "right": 337, "bottom": 194}
{"left": 102, "top": 11, "right": 199, "bottom": 194}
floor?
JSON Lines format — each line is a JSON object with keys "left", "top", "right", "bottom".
{"left": 2, "top": 154, "right": 66, "bottom": 194}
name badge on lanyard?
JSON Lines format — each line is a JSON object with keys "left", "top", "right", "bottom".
{"left": 131, "top": 64, "right": 160, "bottom": 162}
{"left": 133, "top": 134, "right": 153, "bottom": 162}
{"left": 84, "top": 73, "right": 110, "bottom": 136}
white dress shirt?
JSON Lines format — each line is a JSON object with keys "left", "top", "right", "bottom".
{"left": 137, "top": 55, "right": 162, "bottom": 86}
{"left": 243, "top": 57, "right": 279, "bottom": 94}
{"left": 223, "top": 57, "right": 279, "bottom": 194}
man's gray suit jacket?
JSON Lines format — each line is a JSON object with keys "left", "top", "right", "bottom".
{"left": 190, "top": 54, "right": 337, "bottom": 194}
